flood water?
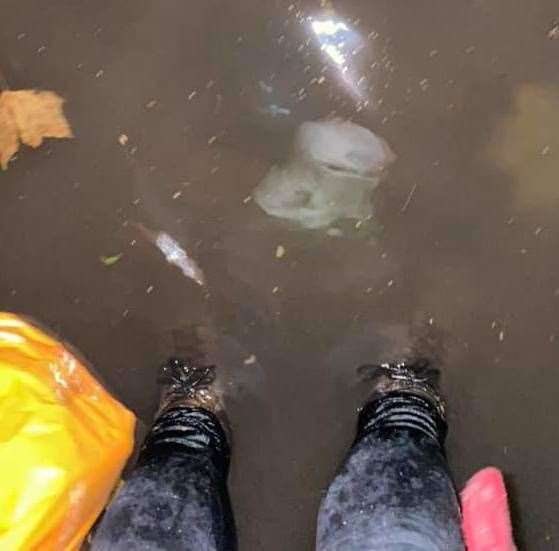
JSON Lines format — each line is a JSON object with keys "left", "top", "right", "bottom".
{"left": 1, "top": 1, "right": 559, "bottom": 549}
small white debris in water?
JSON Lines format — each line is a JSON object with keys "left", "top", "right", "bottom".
{"left": 272, "top": 286, "right": 280, "bottom": 294}
{"left": 146, "top": 285, "right": 154, "bottom": 294}
{"left": 172, "top": 191, "right": 183, "bottom": 199}
{"left": 355, "top": 219, "right": 364, "bottom": 229}
{"left": 132, "top": 198, "right": 141, "bottom": 205}
{"left": 429, "top": 49, "right": 438, "bottom": 57}
{"left": 187, "top": 90, "right": 197, "bottom": 100}
{"left": 534, "top": 226, "right": 543, "bottom": 236}
{"left": 154, "top": 232, "right": 205, "bottom": 286}
{"left": 37, "top": 45, "right": 47, "bottom": 54}
{"left": 17, "top": 33, "right": 26, "bottom": 40}
{"left": 365, "top": 287, "right": 373, "bottom": 294}
{"left": 95, "top": 69, "right": 104, "bottom": 78}
{"left": 275, "top": 245, "right": 286, "bottom": 259}
{"left": 465, "top": 45, "right": 476, "bottom": 54}
{"left": 243, "top": 195, "right": 252, "bottom": 204}
{"left": 387, "top": 279, "right": 394, "bottom": 287}
{"left": 208, "top": 135, "right": 217, "bottom": 145}
{"left": 146, "top": 99, "right": 158, "bottom": 109}
{"left": 547, "top": 24, "right": 559, "bottom": 39}
{"left": 429, "top": 317, "right": 434, "bottom": 325}
{"left": 259, "top": 80, "right": 273, "bottom": 94}
{"left": 118, "top": 134, "right": 128, "bottom": 146}
{"left": 419, "top": 78, "right": 429, "bottom": 91}
{"left": 317, "top": 75, "right": 326, "bottom": 84}
{"left": 491, "top": 320, "right": 497, "bottom": 329}
{"left": 499, "top": 330, "right": 505, "bottom": 342}
{"left": 327, "top": 228, "right": 343, "bottom": 237}
{"left": 122, "top": 309, "right": 129, "bottom": 318}
{"left": 541, "top": 145, "right": 551, "bottom": 155}
{"left": 244, "top": 355, "right": 257, "bottom": 365}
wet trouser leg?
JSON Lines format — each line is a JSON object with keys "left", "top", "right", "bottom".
{"left": 91, "top": 407, "right": 236, "bottom": 551}
{"left": 316, "top": 392, "right": 465, "bottom": 550}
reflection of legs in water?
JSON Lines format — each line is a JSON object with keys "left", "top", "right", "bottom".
{"left": 317, "top": 362, "right": 465, "bottom": 551}
{"left": 91, "top": 359, "right": 236, "bottom": 551}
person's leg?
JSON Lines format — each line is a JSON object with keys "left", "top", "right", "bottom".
{"left": 316, "top": 362, "right": 464, "bottom": 551}
{"left": 91, "top": 360, "right": 236, "bottom": 551}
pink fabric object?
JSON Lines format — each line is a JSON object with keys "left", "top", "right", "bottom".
{"left": 461, "top": 467, "right": 516, "bottom": 551}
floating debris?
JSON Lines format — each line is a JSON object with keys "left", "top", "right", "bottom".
{"left": 118, "top": 134, "right": 128, "bottom": 146}
{"left": 275, "top": 245, "right": 286, "bottom": 258}
{"left": 156, "top": 232, "right": 205, "bottom": 286}
{"left": 548, "top": 23, "right": 559, "bottom": 39}
{"left": 258, "top": 104, "right": 291, "bottom": 118}
{"left": 99, "top": 254, "right": 123, "bottom": 266}
{"left": 401, "top": 183, "right": 418, "bottom": 213}
{"left": 136, "top": 224, "right": 205, "bottom": 286}
{"left": 258, "top": 81, "right": 273, "bottom": 94}
{"left": 243, "top": 355, "right": 257, "bottom": 365}
{"left": 0, "top": 89, "right": 72, "bottom": 169}
{"left": 254, "top": 119, "right": 395, "bottom": 229}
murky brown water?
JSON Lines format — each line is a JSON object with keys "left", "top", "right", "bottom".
{"left": 2, "top": 1, "right": 559, "bottom": 549}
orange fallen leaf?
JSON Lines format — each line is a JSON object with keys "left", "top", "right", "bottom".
{"left": 0, "top": 89, "right": 72, "bottom": 169}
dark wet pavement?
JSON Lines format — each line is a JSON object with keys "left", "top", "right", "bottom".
{"left": 2, "top": 1, "right": 559, "bottom": 548}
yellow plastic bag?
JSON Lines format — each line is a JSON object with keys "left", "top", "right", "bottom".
{"left": 0, "top": 313, "right": 136, "bottom": 550}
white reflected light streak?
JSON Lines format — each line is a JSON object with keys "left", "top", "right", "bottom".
{"left": 308, "top": 16, "right": 368, "bottom": 101}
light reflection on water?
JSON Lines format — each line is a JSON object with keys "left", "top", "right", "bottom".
{"left": 308, "top": 11, "right": 369, "bottom": 103}
{"left": 488, "top": 83, "right": 559, "bottom": 209}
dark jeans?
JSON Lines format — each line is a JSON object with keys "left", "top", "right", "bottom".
{"left": 91, "top": 408, "right": 236, "bottom": 551}
{"left": 317, "top": 392, "right": 465, "bottom": 550}
{"left": 92, "top": 394, "right": 464, "bottom": 550}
